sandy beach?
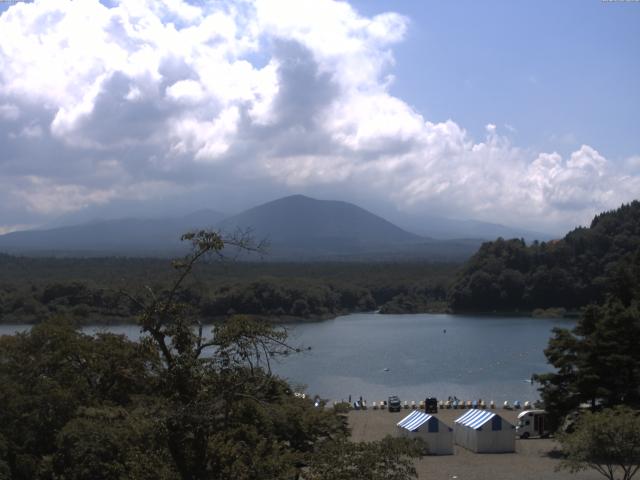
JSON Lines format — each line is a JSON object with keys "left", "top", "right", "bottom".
{"left": 348, "top": 407, "right": 602, "bottom": 480}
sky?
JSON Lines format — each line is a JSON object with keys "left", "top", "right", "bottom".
{"left": 0, "top": 0, "right": 638, "bottom": 235}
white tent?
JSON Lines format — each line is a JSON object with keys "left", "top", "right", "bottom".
{"left": 454, "top": 409, "right": 515, "bottom": 453}
{"left": 396, "top": 410, "right": 454, "bottom": 455}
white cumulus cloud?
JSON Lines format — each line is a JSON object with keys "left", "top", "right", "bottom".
{"left": 0, "top": 0, "right": 637, "bottom": 233}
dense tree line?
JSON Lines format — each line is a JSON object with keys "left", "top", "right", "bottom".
{"left": 0, "top": 231, "right": 425, "bottom": 480}
{"left": 377, "top": 282, "right": 448, "bottom": 314}
{"left": 0, "top": 282, "right": 134, "bottom": 324}
{"left": 0, "top": 257, "right": 456, "bottom": 324}
{"left": 449, "top": 201, "right": 640, "bottom": 312}
{"left": 201, "top": 279, "right": 376, "bottom": 319}
{"left": 534, "top": 246, "right": 640, "bottom": 427}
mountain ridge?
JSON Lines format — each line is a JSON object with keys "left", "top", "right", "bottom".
{"left": 218, "top": 194, "right": 424, "bottom": 245}
{"left": 0, "top": 195, "right": 539, "bottom": 260}
{"left": 0, "top": 210, "right": 226, "bottom": 255}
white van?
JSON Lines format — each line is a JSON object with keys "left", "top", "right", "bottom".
{"left": 516, "top": 410, "right": 549, "bottom": 439}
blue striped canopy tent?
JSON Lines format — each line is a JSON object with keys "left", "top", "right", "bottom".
{"left": 455, "top": 409, "right": 496, "bottom": 429}
{"left": 396, "top": 411, "right": 453, "bottom": 455}
{"left": 397, "top": 410, "right": 432, "bottom": 431}
{"left": 454, "top": 409, "right": 515, "bottom": 453}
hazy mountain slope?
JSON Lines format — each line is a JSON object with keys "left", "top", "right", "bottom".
{"left": 217, "top": 194, "right": 422, "bottom": 247}
{"left": 215, "top": 195, "right": 484, "bottom": 260}
{"left": 0, "top": 210, "right": 225, "bottom": 255}
{"left": 0, "top": 195, "right": 484, "bottom": 260}
{"left": 395, "top": 212, "right": 553, "bottom": 242}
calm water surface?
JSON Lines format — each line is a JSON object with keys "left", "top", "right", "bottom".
{"left": 273, "top": 313, "right": 574, "bottom": 403}
{"left": 0, "top": 313, "right": 574, "bottom": 403}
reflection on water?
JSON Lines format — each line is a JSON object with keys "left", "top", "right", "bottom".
{"left": 0, "top": 312, "right": 574, "bottom": 403}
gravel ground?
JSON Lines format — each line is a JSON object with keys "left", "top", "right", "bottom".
{"left": 348, "top": 408, "right": 602, "bottom": 480}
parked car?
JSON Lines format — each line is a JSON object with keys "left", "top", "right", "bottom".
{"left": 388, "top": 395, "right": 401, "bottom": 412}
{"left": 425, "top": 397, "right": 438, "bottom": 413}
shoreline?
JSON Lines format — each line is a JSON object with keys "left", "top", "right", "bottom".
{"left": 0, "top": 307, "right": 581, "bottom": 326}
{"left": 348, "top": 409, "right": 601, "bottom": 480}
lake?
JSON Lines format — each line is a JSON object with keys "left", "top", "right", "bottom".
{"left": 0, "top": 312, "right": 574, "bottom": 404}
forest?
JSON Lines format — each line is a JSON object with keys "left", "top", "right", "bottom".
{"left": 448, "top": 201, "right": 640, "bottom": 313}
{"left": 0, "top": 256, "right": 454, "bottom": 324}
{"left": 533, "top": 228, "right": 640, "bottom": 425}
{"left": 1, "top": 201, "right": 639, "bottom": 324}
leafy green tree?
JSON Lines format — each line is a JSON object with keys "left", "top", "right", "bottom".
{"left": 558, "top": 407, "right": 640, "bottom": 480}
{"left": 533, "top": 327, "right": 582, "bottom": 428}
{"left": 47, "top": 406, "right": 178, "bottom": 480}
{"left": 0, "top": 320, "right": 156, "bottom": 479}
{"left": 535, "top": 298, "right": 640, "bottom": 426}
{"left": 123, "top": 231, "right": 347, "bottom": 480}
{"left": 535, "top": 246, "right": 640, "bottom": 428}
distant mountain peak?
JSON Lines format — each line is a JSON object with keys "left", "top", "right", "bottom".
{"left": 219, "top": 195, "right": 422, "bottom": 243}
{"left": 0, "top": 196, "right": 486, "bottom": 261}
{"left": 279, "top": 194, "right": 313, "bottom": 201}
{"left": 259, "top": 194, "right": 340, "bottom": 207}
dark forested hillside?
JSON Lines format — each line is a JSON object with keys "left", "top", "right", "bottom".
{"left": 448, "top": 201, "right": 640, "bottom": 312}
{"left": 532, "top": 217, "right": 640, "bottom": 429}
